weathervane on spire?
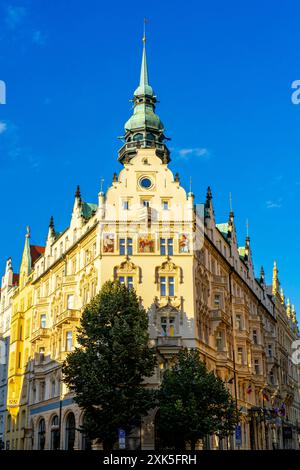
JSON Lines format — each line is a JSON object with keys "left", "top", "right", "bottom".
{"left": 143, "top": 17, "right": 148, "bottom": 43}
{"left": 100, "top": 177, "right": 104, "bottom": 193}
{"left": 246, "top": 218, "right": 249, "bottom": 238}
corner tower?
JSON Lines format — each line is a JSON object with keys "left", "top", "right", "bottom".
{"left": 118, "top": 33, "right": 170, "bottom": 164}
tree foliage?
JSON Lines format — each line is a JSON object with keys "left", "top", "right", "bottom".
{"left": 157, "top": 349, "right": 239, "bottom": 449}
{"left": 62, "top": 280, "right": 157, "bottom": 450}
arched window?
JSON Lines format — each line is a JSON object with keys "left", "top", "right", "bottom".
{"left": 38, "top": 418, "right": 46, "bottom": 450}
{"left": 65, "top": 412, "right": 75, "bottom": 450}
{"left": 51, "top": 415, "right": 60, "bottom": 450}
{"left": 133, "top": 133, "right": 143, "bottom": 142}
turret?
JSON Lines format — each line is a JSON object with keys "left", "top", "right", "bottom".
{"left": 118, "top": 30, "right": 170, "bottom": 164}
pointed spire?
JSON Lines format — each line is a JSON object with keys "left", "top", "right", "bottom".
{"left": 286, "top": 298, "right": 291, "bottom": 318}
{"left": 75, "top": 185, "right": 81, "bottom": 200}
{"left": 260, "top": 266, "right": 265, "bottom": 284}
{"left": 49, "top": 215, "right": 54, "bottom": 230}
{"left": 139, "top": 20, "right": 149, "bottom": 91}
{"left": 206, "top": 186, "right": 212, "bottom": 203}
{"left": 280, "top": 287, "right": 285, "bottom": 305}
{"left": 272, "top": 260, "right": 279, "bottom": 296}
{"left": 291, "top": 304, "right": 297, "bottom": 323}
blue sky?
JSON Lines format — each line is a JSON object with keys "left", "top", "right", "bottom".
{"left": 0, "top": 0, "right": 299, "bottom": 315}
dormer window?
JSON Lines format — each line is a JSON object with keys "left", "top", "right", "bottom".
{"left": 133, "top": 133, "right": 143, "bottom": 142}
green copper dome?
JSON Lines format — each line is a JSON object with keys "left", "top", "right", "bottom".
{"left": 125, "top": 103, "right": 164, "bottom": 132}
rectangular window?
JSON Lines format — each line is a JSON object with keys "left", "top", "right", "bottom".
{"left": 216, "top": 331, "right": 223, "bottom": 351}
{"left": 40, "top": 314, "right": 46, "bottom": 329}
{"left": 160, "top": 277, "right": 166, "bottom": 296}
{"left": 236, "top": 314, "right": 242, "bottom": 331}
{"left": 118, "top": 276, "right": 133, "bottom": 290}
{"left": 142, "top": 200, "right": 150, "bottom": 207}
{"left": 163, "top": 201, "right": 169, "bottom": 210}
{"left": 214, "top": 293, "right": 222, "bottom": 308}
{"left": 119, "top": 238, "right": 126, "bottom": 255}
{"left": 123, "top": 200, "right": 129, "bottom": 210}
{"left": 39, "top": 347, "right": 45, "bottom": 363}
{"left": 67, "top": 294, "right": 74, "bottom": 310}
{"left": 160, "top": 316, "right": 176, "bottom": 336}
{"left": 168, "top": 277, "right": 175, "bottom": 296}
{"left": 254, "top": 359, "right": 260, "bottom": 375}
{"left": 167, "top": 238, "right": 173, "bottom": 255}
{"left": 238, "top": 347, "right": 244, "bottom": 365}
{"left": 253, "top": 330, "right": 258, "bottom": 344}
{"left": 160, "top": 276, "right": 175, "bottom": 297}
{"left": 160, "top": 238, "right": 166, "bottom": 256}
{"left": 66, "top": 331, "right": 73, "bottom": 352}
{"left": 127, "top": 238, "right": 133, "bottom": 255}
{"left": 119, "top": 238, "right": 133, "bottom": 256}
{"left": 160, "top": 238, "right": 173, "bottom": 255}
{"left": 268, "top": 344, "right": 273, "bottom": 358}
{"left": 161, "top": 316, "right": 167, "bottom": 336}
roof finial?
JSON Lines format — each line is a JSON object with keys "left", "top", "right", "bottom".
{"left": 229, "top": 192, "right": 234, "bottom": 217}
{"left": 26, "top": 225, "right": 30, "bottom": 239}
{"left": 100, "top": 177, "right": 104, "bottom": 193}
{"left": 75, "top": 185, "right": 81, "bottom": 199}
{"left": 246, "top": 219, "right": 249, "bottom": 237}
{"left": 49, "top": 215, "right": 54, "bottom": 229}
{"left": 189, "top": 176, "right": 192, "bottom": 193}
{"left": 143, "top": 17, "right": 148, "bottom": 44}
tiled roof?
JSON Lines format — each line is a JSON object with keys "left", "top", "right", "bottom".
{"left": 30, "top": 245, "right": 45, "bottom": 264}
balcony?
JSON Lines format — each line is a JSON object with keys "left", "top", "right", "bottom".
{"left": 156, "top": 336, "right": 182, "bottom": 357}
{"left": 212, "top": 274, "right": 228, "bottom": 286}
{"left": 55, "top": 309, "right": 81, "bottom": 327}
{"left": 63, "top": 275, "right": 76, "bottom": 284}
{"left": 31, "top": 327, "right": 50, "bottom": 342}
{"left": 210, "top": 308, "right": 230, "bottom": 326}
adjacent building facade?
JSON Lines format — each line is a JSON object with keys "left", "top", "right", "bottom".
{"left": 0, "top": 37, "right": 299, "bottom": 450}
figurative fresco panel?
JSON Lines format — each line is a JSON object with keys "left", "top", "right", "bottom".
{"left": 178, "top": 233, "right": 189, "bottom": 253}
{"left": 103, "top": 233, "right": 115, "bottom": 253}
{"left": 138, "top": 235, "right": 155, "bottom": 253}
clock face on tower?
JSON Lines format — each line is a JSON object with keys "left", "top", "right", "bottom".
{"left": 139, "top": 176, "right": 152, "bottom": 189}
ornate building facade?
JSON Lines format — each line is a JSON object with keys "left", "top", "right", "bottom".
{"left": 0, "top": 37, "right": 299, "bottom": 450}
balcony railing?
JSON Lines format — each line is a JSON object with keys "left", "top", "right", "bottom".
{"left": 55, "top": 309, "right": 81, "bottom": 326}
{"left": 31, "top": 327, "right": 50, "bottom": 342}
{"left": 212, "top": 274, "right": 228, "bottom": 285}
{"left": 157, "top": 336, "right": 182, "bottom": 348}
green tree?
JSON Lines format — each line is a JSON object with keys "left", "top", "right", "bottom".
{"left": 62, "top": 280, "right": 157, "bottom": 450}
{"left": 157, "top": 349, "right": 239, "bottom": 450}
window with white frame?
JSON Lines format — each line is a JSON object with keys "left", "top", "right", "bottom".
{"left": 253, "top": 329, "right": 258, "bottom": 344}
{"left": 214, "top": 293, "right": 222, "bottom": 308}
{"left": 160, "top": 238, "right": 173, "bottom": 256}
{"left": 236, "top": 314, "right": 242, "bottom": 331}
{"left": 268, "top": 344, "right": 273, "bottom": 358}
{"left": 216, "top": 331, "right": 223, "bottom": 351}
{"left": 119, "top": 238, "right": 133, "bottom": 256}
{"left": 237, "top": 347, "right": 244, "bottom": 365}
{"left": 160, "top": 276, "right": 175, "bottom": 297}
{"left": 66, "top": 331, "right": 73, "bottom": 352}
{"left": 67, "top": 294, "right": 74, "bottom": 310}
{"left": 160, "top": 316, "right": 176, "bottom": 336}
{"left": 40, "top": 314, "right": 46, "bottom": 329}
{"left": 118, "top": 276, "right": 134, "bottom": 290}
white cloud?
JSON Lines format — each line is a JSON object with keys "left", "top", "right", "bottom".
{"left": 0, "top": 121, "right": 7, "bottom": 134}
{"left": 5, "top": 5, "right": 27, "bottom": 30}
{"left": 32, "top": 30, "right": 47, "bottom": 46}
{"left": 266, "top": 199, "right": 282, "bottom": 209}
{"left": 177, "top": 147, "right": 210, "bottom": 159}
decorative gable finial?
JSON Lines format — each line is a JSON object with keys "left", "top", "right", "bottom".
{"left": 75, "top": 185, "right": 81, "bottom": 200}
